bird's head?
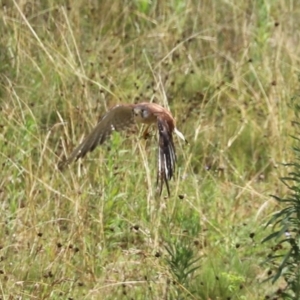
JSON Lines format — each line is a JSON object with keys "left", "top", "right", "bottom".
{"left": 133, "top": 106, "right": 151, "bottom": 123}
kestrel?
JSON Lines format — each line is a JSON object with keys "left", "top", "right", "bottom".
{"left": 59, "top": 102, "right": 186, "bottom": 196}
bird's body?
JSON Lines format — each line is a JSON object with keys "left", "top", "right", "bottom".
{"left": 133, "top": 102, "right": 174, "bottom": 128}
{"left": 59, "top": 102, "right": 186, "bottom": 196}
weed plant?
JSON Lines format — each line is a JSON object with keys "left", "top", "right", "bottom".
{"left": 263, "top": 100, "right": 300, "bottom": 300}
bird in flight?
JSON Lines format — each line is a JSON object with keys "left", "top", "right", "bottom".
{"left": 59, "top": 102, "right": 186, "bottom": 196}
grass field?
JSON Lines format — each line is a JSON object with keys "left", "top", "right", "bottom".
{"left": 0, "top": 0, "right": 299, "bottom": 299}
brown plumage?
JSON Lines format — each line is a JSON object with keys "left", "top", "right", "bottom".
{"left": 59, "top": 102, "right": 186, "bottom": 196}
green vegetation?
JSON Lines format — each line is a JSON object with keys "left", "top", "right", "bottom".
{"left": 262, "top": 101, "right": 300, "bottom": 299}
{"left": 0, "top": 0, "right": 298, "bottom": 299}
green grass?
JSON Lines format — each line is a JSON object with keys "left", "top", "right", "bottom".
{"left": 0, "top": 0, "right": 298, "bottom": 299}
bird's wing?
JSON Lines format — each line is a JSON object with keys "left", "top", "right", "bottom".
{"left": 59, "top": 104, "right": 135, "bottom": 169}
{"left": 156, "top": 115, "right": 177, "bottom": 196}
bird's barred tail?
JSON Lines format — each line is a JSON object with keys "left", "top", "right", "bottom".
{"left": 157, "top": 118, "right": 176, "bottom": 196}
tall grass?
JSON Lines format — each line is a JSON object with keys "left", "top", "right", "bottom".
{"left": 0, "top": 0, "right": 299, "bottom": 298}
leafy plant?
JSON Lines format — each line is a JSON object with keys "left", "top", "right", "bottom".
{"left": 165, "top": 239, "right": 201, "bottom": 298}
{"left": 262, "top": 103, "right": 300, "bottom": 299}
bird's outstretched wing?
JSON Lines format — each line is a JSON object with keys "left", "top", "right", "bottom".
{"left": 156, "top": 116, "right": 177, "bottom": 196}
{"left": 59, "top": 104, "right": 135, "bottom": 169}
